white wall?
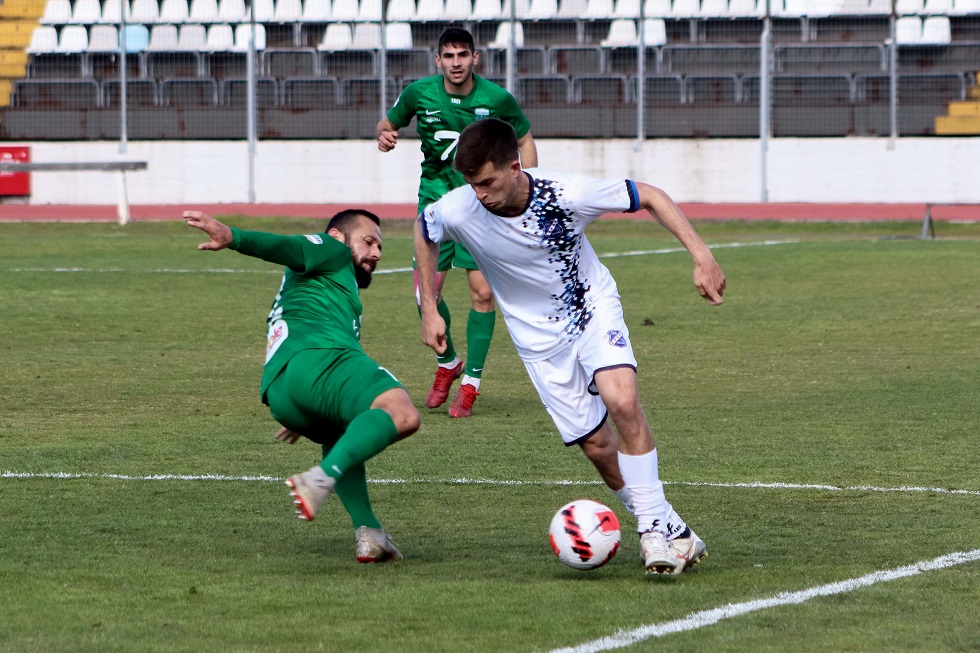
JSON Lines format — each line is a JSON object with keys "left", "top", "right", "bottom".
{"left": 19, "top": 137, "right": 980, "bottom": 205}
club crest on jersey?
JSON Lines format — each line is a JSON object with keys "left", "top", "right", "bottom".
{"left": 474, "top": 108, "right": 490, "bottom": 120}
{"left": 607, "top": 330, "right": 627, "bottom": 348}
{"left": 541, "top": 218, "right": 565, "bottom": 238}
{"left": 304, "top": 234, "right": 323, "bottom": 244}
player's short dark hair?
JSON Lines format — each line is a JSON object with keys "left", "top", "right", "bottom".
{"left": 438, "top": 27, "right": 475, "bottom": 53}
{"left": 326, "top": 209, "right": 381, "bottom": 236}
{"left": 453, "top": 119, "right": 520, "bottom": 177}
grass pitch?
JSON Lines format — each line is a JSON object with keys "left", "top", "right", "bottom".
{"left": 1, "top": 218, "right": 978, "bottom": 652}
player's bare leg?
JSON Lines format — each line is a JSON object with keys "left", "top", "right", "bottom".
{"left": 417, "top": 270, "right": 464, "bottom": 408}
{"left": 578, "top": 423, "right": 634, "bottom": 514}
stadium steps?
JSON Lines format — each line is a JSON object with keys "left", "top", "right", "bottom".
{"left": 935, "top": 73, "right": 980, "bottom": 135}
{"left": 0, "top": 1, "right": 45, "bottom": 107}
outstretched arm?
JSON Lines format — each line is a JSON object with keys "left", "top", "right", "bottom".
{"left": 635, "top": 183, "right": 726, "bottom": 306}
{"left": 184, "top": 210, "right": 232, "bottom": 250}
{"left": 413, "top": 217, "right": 448, "bottom": 355}
{"left": 518, "top": 132, "right": 538, "bottom": 168}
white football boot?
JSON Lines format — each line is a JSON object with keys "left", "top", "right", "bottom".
{"left": 667, "top": 528, "right": 708, "bottom": 575}
{"left": 285, "top": 466, "right": 336, "bottom": 521}
{"left": 355, "top": 526, "right": 404, "bottom": 563}
{"left": 640, "top": 530, "right": 680, "bottom": 575}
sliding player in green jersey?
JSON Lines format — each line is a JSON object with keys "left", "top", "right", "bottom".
{"left": 377, "top": 27, "right": 538, "bottom": 418}
{"left": 183, "top": 209, "right": 420, "bottom": 564}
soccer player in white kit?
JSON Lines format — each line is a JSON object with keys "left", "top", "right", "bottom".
{"left": 414, "top": 118, "right": 727, "bottom": 575}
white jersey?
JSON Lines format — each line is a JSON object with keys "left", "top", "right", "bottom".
{"left": 422, "top": 168, "right": 640, "bottom": 361}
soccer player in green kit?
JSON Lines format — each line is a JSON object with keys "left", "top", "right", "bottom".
{"left": 377, "top": 27, "right": 538, "bottom": 418}
{"left": 183, "top": 209, "right": 420, "bottom": 564}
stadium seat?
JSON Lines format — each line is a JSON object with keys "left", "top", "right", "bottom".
{"left": 178, "top": 24, "right": 208, "bottom": 49}
{"left": 488, "top": 22, "right": 524, "bottom": 47}
{"left": 895, "top": 0, "right": 924, "bottom": 13}
{"left": 274, "top": 0, "right": 305, "bottom": 21}
{"left": 342, "top": 76, "right": 397, "bottom": 106}
{"left": 443, "top": 0, "right": 473, "bottom": 19}
{"left": 206, "top": 23, "right": 235, "bottom": 50}
{"left": 221, "top": 77, "right": 279, "bottom": 106}
{"left": 919, "top": 16, "right": 951, "bottom": 43}
{"left": 642, "top": 74, "right": 685, "bottom": 104}
{"left": 662, "top": 44, "right": 759, "bottom": 74}
{"left": 386, "top": 0, "right": 417, "bottom": 20}
{"left": 101, "top": 0, "right": 123, "bottom": 23}
{"left": 385, "top": 22, "right": 414, "bottom": 48}
{"left": 686, "top": 74, "right": 738, "bottom": 103}
{"left": 613, "top": 0, "right": 640, "bottom": 18}
{"left": 330, "top": 0, "right": 360, "bottom": 20}
{"left": 895, "top": 15, "right": 922, "bottom": 43}
{"left": 923, "top": 0, "right": 953, "bottom": 12}
{"left": 72, "top": 0, "right": 104, "bottom": 24}
{"left": 556, "top": 0, "right": 588, "bottom": 18}
{"left": 727, "top": 0, "right": 762, "bottom": 16}
{"left": 584, "top": 0, "right": 615, "bottom": 18}
{"left": 103, "top": 79, "right": 159, "bottom": 106}
{"left": 58, "top": 25, "right": 90, "bottom": 53}
{"left": 27, "top": 26, "right": 60, "bottom": 54}
{"left": 131, "top": 0, "right": 162, "bottom": 23}
{"left": 13, "top": 79, "right": 101, "bottom": 108}
{"left": 550, "top": 45, "right": 602, "bottom": 74}
{"left": 866, "top": 0, "right": 891, "bottom": 13}
{"left": 161, "top": 78, "right": 219, "bottom": 106}
{"left": 233, "top": 23, "right": 266, "bottom": 50}
{"left": 123, "top": 24, "right": 151, "bottom": 51}
{"left": 500, "top": 0, "right": 532, "bottom": 16}
{"left": 283, "top": 76, "right": 342, "bottom": 106}
{"left": 774, "top": 43, "right": 886, "bottom": 73}
{"left": 146, "top": 25, "right": 177, "bottom": 52}
{"left": 358, "top": 0, "right": 384, "bottom": 21}
{"left": 318, "top": 22, "right": 353, "bottom": 49}
{"left": 572, "top": 74, "right": 629, "bottom": 104}
{"left": 188, "top": 0, "right": 219, "bottom": 22}
{"left": 249, "top": 0, "right": 276, "bottom": 21}
{"left": 527, "top": 0, "right": 559, "bottom": 18}
{"left": 40, "top": 0, "right": 73, "bottom": 25}
{"left": 643, "top": 18, "right": 667, "bottom": 45}
{"left": 699, "top": 0, "right": 728, "bottom": 17}
{"left": 218, "top": 0, "right": 247, "bottom": 22}
{"left": 351, "top": 22, "right": 382, "bottom": 48}
{"left": 643, "top": 0, "right": 672, "bottom": 17}
{"left": 671, "top": 0, "right": 701, "bottom": 18}
{"left": 518, "top": 75, "right": 570, "bottom": 105}
{"left": 264, "top": 47, "right": 317, "bottom": 75}
{"left": 600, "top": 19, "right": 637, "bottom": 47}
{"left": 160, "top": 0, "right": 191, "bottom": 22}
{"left": 950, "top": 0, "right": 980, "bottom": 14}
{"left": 836, "top": 0, "right": 872, "bottom": 15}
{"left": 470, "top": 0, "right": 503, "bottom": 19}
{"left": 415, "top": 0, "right": 446, "bottom": 19}
{"left": 302, "top": 0, "right": 333, "bottom": 19}
{"left": 88, "top": 25, "right": 120, "bottom": 51}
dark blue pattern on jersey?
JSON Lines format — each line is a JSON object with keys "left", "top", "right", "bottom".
{"left": 521, "top": 177, "right": 593, "bottom": 339}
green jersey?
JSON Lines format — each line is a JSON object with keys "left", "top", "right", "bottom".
{"left": 229, "top": 227, "right": 363, "bottom": 400}
{"left": 387, "top": 74, "right": 531, "bottom": 212}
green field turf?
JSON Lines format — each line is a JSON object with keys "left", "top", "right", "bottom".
{"left": 1, "top": 218, "right": 978, "bottom": 652}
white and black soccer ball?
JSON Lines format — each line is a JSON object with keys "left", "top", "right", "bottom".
{"left": 549, "top": 499, "right": 621, "bottom": 570}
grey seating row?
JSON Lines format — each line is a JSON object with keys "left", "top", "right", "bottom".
{"left": 12, "top": 70, "right": 968, "bottom": 109}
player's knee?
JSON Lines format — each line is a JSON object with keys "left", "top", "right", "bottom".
{"left": 604, "top": 393, "right": 644, "bottom": 422}
{"left": 394, "top": 406, "right": 421, "bottom": 440}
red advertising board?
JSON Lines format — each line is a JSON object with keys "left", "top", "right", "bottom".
{"left": 0, "top": 147, "right": 31, "bottom": 196}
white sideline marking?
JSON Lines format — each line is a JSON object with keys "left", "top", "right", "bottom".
{"left": 547, "top": 548, "right": 980, "bottom": 653}
{"left": 3, "top": 240, "right": 796, "bottom": 275}
{"left": 2, "top": 471, "right": 979, "bottom": 497}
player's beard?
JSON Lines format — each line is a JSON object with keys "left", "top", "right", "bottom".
{"left": 354, "top": 263, "right": 373, "bottom": 289}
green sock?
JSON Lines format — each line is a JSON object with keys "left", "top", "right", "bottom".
{"left": 465, "top": 309, "right": 496, "bottom": 379}
{"left": 320, "top": 409, "right": 399, "bottom": 480}
{"left": 330, "top": 460, "right": 382, "bottom": 529}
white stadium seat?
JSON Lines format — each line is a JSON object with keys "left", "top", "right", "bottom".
{"left": 699, "top": 0, "right": 728, "bottom": 17}
{"left": 528, "top": 0, "right": 560, "bottom": 18}
{"left": 557, "top": 0, "right": 588, "bottom": 18}
{"left": 415, "top": 0, "right": 446, "bottom": 20}
{"left": 330, "top": 0, "right": 360, "bottom": 20}
{"left": 72, "top": 0, "right": 104, "bottom": 24}
{"left": 318, "top": 22, "right": 352, "bottom": 49}
{"left": 671, "top": 0, "right": 701, "bottom": 18}
{"left": 470, "top": 0, "right": 502, "bottom": 19}
{"left": 895, "top": 0, "right": 924, "bottom": 13}
{"left": 27, "top": 26, "right": 59, "bottom": 53}
{"left": 488, "top": 21, "right": 524, "bottom": 47}
{"left": 501, "top": 0, "right": 531, "bottom": 17}
{"left": 248, "top": 0, "right": 276, "bottom": 20}
{"left": 643, "top": 17, "right": 667, "bottom": 44}
{"left": 148, "top": 24, "right": 179, "bottom": 49}
{"left": 920, "top": 15, "right": 951, "bottom": 42}
{"left": 178, "top": 24, "right": 207, "bottom": 49}
{"left": 218, "top": 0, "right": 247, "bottom": 22}
{"left": 443, "top": 0, "right": 473, "bottom": 19}
{"left": 40, "top": 0, "right": 73, "bottom": 24}
{"left": 160, "top": 0, "right": 191, "bottom": 21}
{"left": 600, "top": 18, "right": 636, "bottom": 46}
{"left": 385, "top": 0, "right": 416, "bottom": 20}
{"left": 274, "top": 0, "right": 305, "bottom": 20}
{"left": 58, "top": 25, "right": 90, "bottom": 52}
{"left": 188, "top": 0, "right": 218, "bottom": 21}
{"left": 131, "top": 0, "right": 162, "bottom": 22}
{"left": 206, "top": 23, "right": 234, "bottom": 50}
{"left": 643, "top": 0, "right": 672, "bottom": 16}
{"left": 357, "top": 0, "right": 383, "bottom": 21}
{"left": 101, "top": 0, "right": 123, "bottom": 23}
{"left": 232, "top": 22, "right": 266, "bottom": 49}
{"left": 613, "top": 0, "right": 640, "bottom": 18}
{"left": 302, "top": 0, "right": 333, "bottom": 19}
{"left": 895, "top": 15, "right": 922, "bottom": 42}
{"left": 385, "top": 21, "right": 413, "bottom": 48}
{"left": 584, "top": 0, "right": 615, "bottom": 18}
{"left": 923, "top": 0, "right": 953, "bottom": 13}
{"left": 351, "top": 22, "right": 382, "bottom": 48}
{"left": 88, "top": 24, "right": 120, "bottom": 51}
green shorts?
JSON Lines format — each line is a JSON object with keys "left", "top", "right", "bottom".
{"left": 414, "top": 240, "right": 479, "bottom": 272}
{"left": 264, "top": 348, "right": 403, "bottom": 445}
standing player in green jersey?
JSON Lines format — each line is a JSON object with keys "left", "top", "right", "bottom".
{"left": 377, "top": 27, "right": 538, "bottom": 419}
{"left": 183, "top": 209, "right": 420, "bottom": 564}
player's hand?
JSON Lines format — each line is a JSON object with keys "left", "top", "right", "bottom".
{"left": 694, "top": 259, "right": 726, "bottom": 306}
{"left": 183, "top": 210, "right": 233, "bottom": 251}
{"left": 421, "top": 314, "right": 448, "bottom": 355}
{"left": 378, "top": 130, "right": 399, "bottom": 152}
{"left": 273, "top": 427, "right": 301, "bottom": 444}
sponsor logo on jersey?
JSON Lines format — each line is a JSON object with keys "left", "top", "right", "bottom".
{"left": 266, "top": 319, "right": 288, "bottom": 363}
{"left": 451, "top": 98, "right": 461, "bottom": 104}
{"left": 474, "top": 108, "right": 490, "bottom": 120}
{"left": 607, "top": 330, "right": 627, "bottom": 348}
{"left": 304, "top": 234, "right": 324, "bottom": 244}
{"left": 425, "top": 109, "right": 441, "bottom": 115}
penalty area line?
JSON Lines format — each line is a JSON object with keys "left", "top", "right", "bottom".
{"left": 546, "top": 548, "right": 980, "bottom": 653}
{"left": 1, "top": 471, "right": 979, "bottom": 497}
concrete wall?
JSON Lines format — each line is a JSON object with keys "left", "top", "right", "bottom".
{"left": 14, "top": 137, "right": 979, "bottom": 205}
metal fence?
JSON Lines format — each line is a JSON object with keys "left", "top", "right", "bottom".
{"left": 2, "top": 0, "right": 978, "bottom": 141}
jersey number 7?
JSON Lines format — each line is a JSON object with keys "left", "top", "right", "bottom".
{"left": 434, "top": 130, "right": 461, "bottom": 162}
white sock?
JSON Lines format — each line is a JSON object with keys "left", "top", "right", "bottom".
{"left": 460, "top": 375, "right": 481, "bottom": 390}
{"left": 618, "top": 449, "right": 684, "bottom": 536}
{"left": 609, "top": 485, "right": 635, "bottom": 516}
{"left": 438, "top": 357, "right": 462, "bottom": 369}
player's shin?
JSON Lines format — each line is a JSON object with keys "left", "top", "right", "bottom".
{"left": 618, "top": 449, "right": 685, "bottom": 537}
{"left": 320, "top": 409, "right": 400, "bottom": 480}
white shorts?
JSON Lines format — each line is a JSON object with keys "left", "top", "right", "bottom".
{"left": 522, "top": 301, "right": 638, "bottom": 446}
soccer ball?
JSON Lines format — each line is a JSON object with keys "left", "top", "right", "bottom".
{"left": 549, "top": 499, "right": 621, "bottom": 570}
